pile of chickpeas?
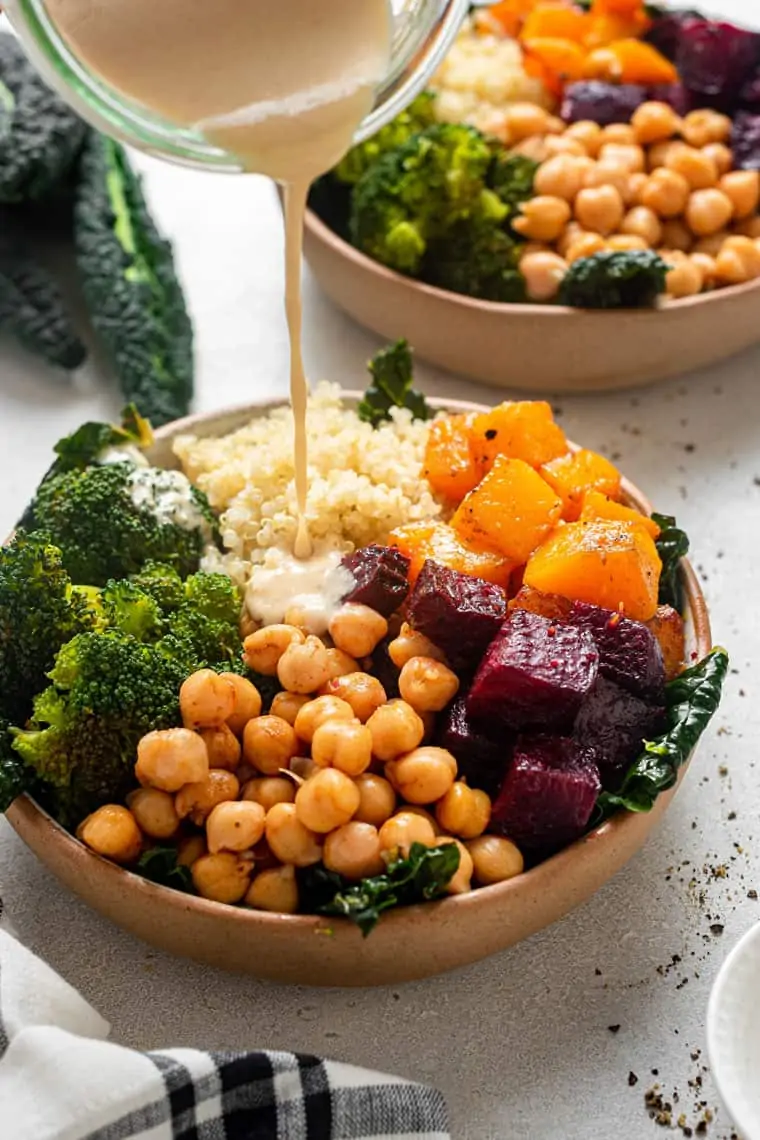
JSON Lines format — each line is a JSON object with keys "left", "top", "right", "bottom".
{"left": 77, "top": 601, "right": 524, "bottom": 917}
{"left": 494, "top": 101, "right": 760, "bottom": 303}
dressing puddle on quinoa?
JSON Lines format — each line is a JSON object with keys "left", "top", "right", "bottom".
{"left": 46, "top": 0, "right": 393, "bottom": 611}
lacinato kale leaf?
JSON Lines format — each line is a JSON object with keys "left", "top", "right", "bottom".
{"left": 358, "top": 339, "right": 430, "bottom": 428}
{"left": 558, "top": 250, "right": 668, "bottom": 309}
{"left": 652, "top": 512, "right": 690, "bottom": 611}
{"left": 299, "top": 841, "right": 460, "bottom": 936}
{"left": 137, "top": 846, "right": 193, "bottom": 892}
{"left": 596, "top": 647, "right": 729, "bottom": 819}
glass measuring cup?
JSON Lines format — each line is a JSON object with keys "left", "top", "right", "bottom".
{"left": 2, "top": 0, "right": 481, "bottom": 171}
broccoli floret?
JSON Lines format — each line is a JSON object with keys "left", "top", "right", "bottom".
{"left": 0, "top": 531, "right": 98, "bottom": 724}
{"left": 558, "top": 250, "right": 669, "bottom": 309}
{"left": 0, "top": 716, "right": 37, "bottom": 812}
{"left": 0, "top": 35, "right": 88, "bottom": 204}
{"left": 425, "top": 218, "right": 527, "bottom": 302}
{"left": 74, "top": 133, "right": 194, "bottom": 426}
{"left": 129, "top": 561, "right": 186, "bottom": 612}
{"left": 489, "top": 153, "right": 539, "bottom": 226}
{"left": 27, "top": 461, "right": 219, "bottom": 587}
{"left": 335, "top": 93, "right": 438, "bottom": 185}
{"left": 183, "top": 571, "right": 241, "bottom": 626}
{"left": 102, "top": 579, "right": 165, "bottom": 641}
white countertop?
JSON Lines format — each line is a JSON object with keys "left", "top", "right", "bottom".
{"left": 0, "top": 131, "right": 758, "bottom": 1140}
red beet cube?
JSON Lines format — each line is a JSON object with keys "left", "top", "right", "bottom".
{"left": 574, "top": 677, "right": 666, "bottom": 790}
{"left": 341, "top": 544, "right": 410, "bottom": 617}
{"left": 566, "top": 601, "right": 665, "bottom": 702}
{"left": 467, "top": 609, "right": 599, "bottom": 730}
{"left": 491, "top": 735, "right": 601, "bottom": 850}
{"left": 406, "top": 560, "right": 506, "bottom": 670}
{"left": 436, "top": 695, "right": 514, "bottom": 796}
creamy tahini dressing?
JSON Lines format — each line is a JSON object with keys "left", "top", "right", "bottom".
{"left": 127, "top": 468, "right": 214, "bottom": 538}
{"left": 246, "top": 547, "right": 355, "bottom": 634}
{"left": 47, "top": 0, "right": 392, "bottom": 609}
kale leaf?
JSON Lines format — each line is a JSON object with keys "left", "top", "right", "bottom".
{"left": 558, "top": 250, "right": 668, "bottom": 309}
{"left": 137, "top": 846, "right": 194, "bottom": 892}
{"left": 357, "top": 339, "right": 430, "bottom": 428}
{"left": 652, "top": 512, "right": 690, "bottom": 611}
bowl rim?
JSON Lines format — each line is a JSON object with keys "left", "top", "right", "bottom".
{"left": 304, "top": 204, "right": 760, "bottom": 317}
{"left": 8, "top": 392, "right": 713, "bottom": 939}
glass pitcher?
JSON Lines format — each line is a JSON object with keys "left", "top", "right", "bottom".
{"left": 2, "top": 0, "right": 483, "bottom": 172}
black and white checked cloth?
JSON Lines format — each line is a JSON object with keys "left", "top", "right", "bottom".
{"left": 0, "top": 898, "right": 451, "bottom": 1140}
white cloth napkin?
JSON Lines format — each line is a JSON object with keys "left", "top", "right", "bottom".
{"left": 0, "top": 904, "right": 450, "bottom": 1140}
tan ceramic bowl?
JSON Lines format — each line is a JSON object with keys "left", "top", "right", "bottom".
{"left": 6, "top": 395, "right": 712, "bottom": 986}
{"left": 303, "top": 207, "right": 760, "bottom": 393}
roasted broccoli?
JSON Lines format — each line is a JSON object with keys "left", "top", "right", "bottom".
{"left": 0, "top": 717, "right": 37, "bottom": 812}
{"left": 0, "top": 530, "right": 98, "bottom": 725}
{"left": 425, "top": 218, "right": 527, "bottom": 302}
{"left": 489, "top": 153, "right": 539, "bottom": 222}
{"left": 0, "top": 35, "right": 88, "bottom": 204}
{"left": 558, "top": 250, "right": 669, "bottom": 309}
{"left": 74, "top": 133, "right": 194, "bottom": 426}
{"left": 334, "top": 93, "right": 437, "bottom": 185}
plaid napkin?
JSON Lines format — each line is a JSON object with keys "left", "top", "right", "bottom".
{"left": 0, "top": 898, "right": 450, "bottom": 1140}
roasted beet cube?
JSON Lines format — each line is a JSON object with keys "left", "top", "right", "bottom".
{"left": 566, "top": 601, "right": 665, "bottom": 702}
{"left": 341, "top": 544, "right": 410, "bottom": 617}
{"left": 574, "top": 677, "right": 666, "bottom": 790}
{"left": 436, "top": 695, "right": 513, "bottom": 796}
{"left": 467, "top": 609, "right": 598, "bottom": 731}
{"left": 406, "top": 559, "right": 506, "bottom": 670}
{"left": 490, "top": 735, "right": 601, "bottom": 850}
{"left": 370, "top": 635, "right": 401, "bottom": 700}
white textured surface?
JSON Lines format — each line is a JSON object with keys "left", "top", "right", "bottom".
{"left": 708, "top": 922, "right": 760, "bottom": 1140}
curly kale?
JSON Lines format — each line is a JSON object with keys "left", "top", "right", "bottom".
{"left": 357, "top": 339, "right": 430, "bottom": 427}
{"left": 74, "top": 133, "right": 194, "bottom": 426}
{"left": 335, "top": 93, "right": 437, "bottom": 185}
{"left": 558, "top": 250, "right": 669, "bottom": 309}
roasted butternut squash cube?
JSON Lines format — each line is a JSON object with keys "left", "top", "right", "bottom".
{"left": 523, "top": 519, "right": 661, "bottom": 622}
{"left": 541, "top": 449, "right": 621, "bottom": 521}
{"left": 645, "top": 604, "right": 686, "bottom": 681}
{"left": 389, "top": 521, "right": 514, "bottom": 588}
{"left": 423, "top": 413, "right": 481, "bottom": 503}
{"left": 453, "top": 456, "right": 563, "bottom": 564}
{"left": 579, "top": 489, "right": 660, "bottom": 539}
{"left": 470, "top": 401, "right": 568, "bottom": 476}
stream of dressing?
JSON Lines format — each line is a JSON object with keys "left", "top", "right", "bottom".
{"left": 47, "top": 0, "right": 392, "bottom": 614}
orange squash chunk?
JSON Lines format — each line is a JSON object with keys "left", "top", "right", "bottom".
{"left": 423, "top": 414, "right": 481, "bottom": 504}
{"left": 541, "top": 448, "right": 621, "bottom": 521}
{"left": 389, "top": 522, "right": 514, "bottom": 588}
{"left": 488, "top": 0, "right": 534, "bottom": 37}
{"left": 585, "top": 39, "right": 677, "bottom": 85}
{"left": 452, "top": 456, "right": 563, "bottom": 564}
{"left": 579, "top": 490, "right": 660, "bottom": 539}
{"left": 524, "top": 519, "right": 661, "bottom": 622}
{"left": 521, "top": 3, "right": 591, "bottom": 42}
{"left": 645, "top": 605, "right": 686, "bottom": 681}
{"left": 470, "top": 401, "right": 568, "bottom": 476}
{"left": 508, "top": 584, "right": 573, "bottom": 622}
{"left": 522, "top": 37, "right": 589, "bottom": 83}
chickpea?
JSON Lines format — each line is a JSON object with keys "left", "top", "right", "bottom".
{"left": 519, "top": 250, "right": 568, "bottom": 302}
{"left": 556, "top": 221, "right": 587, "bottom": 257}
{"left": 402, "top": 805, "right": 443, "bottom": 835}
{"left": 564, "top": 120, "right": 603, "bottom": 157}
{"left": 245, "top": 864, "right": 299, "bottom": 914}
{"left": 388, "top": 623, "right": 447, "bottom": 669}
{"left": 295, "top": 768, "right": 360, "bottom": 833}
{"left": 606, "top": 234, "right": 647, "bottom": 252}
{"left": 199, "top": 723, "right": 241, "bottom": 772}
{"left": 665, "top": 145, "right": 718, "bottom": 190}
{"left": 135, "top": 728, "right": 209, "bottom": 793}
{"left": 322, "top": 672, "right": 387, "bottom": 723}
{"left": 647, "top": 139, "right": 682, "bottom": 171}
{"left": 618, "top": 206, "right": 662, "bottom": 247}
{"left": 354, "top": 773, "right": 396, "bottom": 827}
{"left": 294, "top": 695, "right": 356, "bottom": 745}
{"left": 277, "top": 635, "right": 332, "bottom": 695}
{"left": 566, "top": 233, "right": 607, "bottom": 263}
{"left": 436, "top": 837, "right": 474, "bottom": 895}
{"left": 179, "top": 669, "right": 235, "bottom": 730}
{"left": 601, "top": 123, "right": 636, "bottom": 147}
{"left": 265, "top": 802, "right": 322, "bottom": 866}
{"left": 323, "top": 821, "right": 385, "bottom": 880}
{"left": 175, "top": 769, "right": 240, "bottom": 826}
{"left": 513, "top": 196, "right": 572, "bottom": 242}
{"left": 545, "top": 114, "right": 566, "bottom": 135}
{"left": 251, "top": 838, "right": 279, "bottom": 872}
{"left": 681, "top": 108, "right": 732, "bottom": 149}
{"left": 720, "top": 171, "right": 760, "bottom": 220}
{"left": 239, "top": 609, "right": 258, "bottom": 640}
{"left": 665, "top": 253, "right": 704, "bottom": 298}
{"left": 386, "top": 746, "right": 457, "bottom": 806}
{"left": 177, "top": 833, "right": 207, "bottom": 867}
{"left": 693, "top": 230, "right": 730, "bottom": 256}
{"left": 329, "top": 603, "right": 388, "bottom": 659}
{"left": 79, "top": 804, "right": 142, "bottom": 863}
{"left": 714, "top": 235, "right": 760, "bottom": 284}
{"left": 574, "top": 185, "right": 624, "bottom": 237}
{"left": 522, "top": 241, "right": 552, "bottom": 257}
{"left": 640, "top": 168, "right": 690, "bottom": 219}
{"left": 243, "top": 624, "right": 304, "bottom": 676}
{"left": 511, "top": 135, "right": 550, "bottom": 163}
{"left": 366, "top": 699, "right": 425, "bottom": 761}
{"left": 690, "top": 251, "right": 718, "bottom": 289}
{"left": 660, "top": 218, "right": 694, "bottom": 253}
{"left": 599, "top": 143, "right": 645, "bottom": 174}
{"left": 733, "top": 216, "right": 760, "bottom": 239}
{"left": 583, "top": 160, "right": 629, "bottom": 201}
{"left": 467, "top": 835, "right": 525, "bottom": 885}
{"left": 686, "top": 188, "right": 734, "bottom": 237}
{"left": 270, "top": 690, "right": 311, "bottom": 726}
{"left": 503, "top": 102, "right": 551, "bottom": 143}
{"left": 398, "top": 656, "right": 459, "bottom": 714}
{"left": 702, "top": 143, "right": 733, "bottom": 177}
{"left": 544, "top": 135, "right": 587, "bottom": 158}
{"left": 378, "top": 810, "right": 436, "bottom": 856}
{"left": 242, "top": 775, "right": 295, "bottom": 812}
{"left": 288, "top": 756, "right": 320, "bottom": 782}
{"left": 626, "top": 172, "right": 648, "bottom": 206}
{"left": 126, "top": 788, "right": 180, "bottom": 840}
{"left": 243, "top": 714, "right": 299, "bottom": 775}
{"left": 311, "top": 720, "right": 373, "bottom": 777}
{"left": 533, "top": 156, "right": 583, "bottom": 202}
{"left": 191, "top": 852, "right": 252, "bottom": 904}
{"left": 322, "top": 647, "right": 361, "bottom": 681}
{"left": 631, "top": 101, "right": 681, "bottom": 146}
{"left": 206, "top": 800, "right": 266, "bottom": 854}
{"left": 435, "top": 783, "right": 491, "bottom": 840}
{"left": 225, "top": 674, "right": 263, "bottom": 737}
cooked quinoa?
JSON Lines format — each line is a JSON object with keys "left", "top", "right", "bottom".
{"left": 173, "top": 382, "right": 441, "bottom": 585}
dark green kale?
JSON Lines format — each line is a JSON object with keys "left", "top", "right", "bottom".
{"left": 558, "top": 250, "right": 669, "bottom": 309}
{"left": 74, "top": 133, "right": 194, "bottom": 426}
{"left": 0, "top": 717, "right": 37, "bottom": 812}
{"left": 357, "top": 339, "right": 430, "bottom": 428}
{"left": 595, "top": 647, "right": 729, "bottom": 819}
{"left": 652, "top": 512, "right": 690, "bottom": 612}
{"left": 137, "top": 846, "right": 194, "bottom": 892}
{"left": 299, "top": 842, "right": 460, "bottom": 936}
